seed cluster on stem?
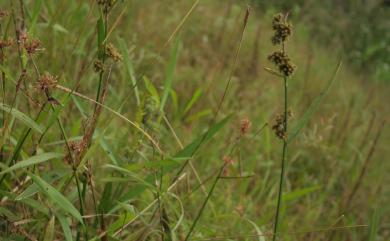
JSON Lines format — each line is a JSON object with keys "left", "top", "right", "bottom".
{"left": 267, "top": 12, "right": 296, "bottom": 241}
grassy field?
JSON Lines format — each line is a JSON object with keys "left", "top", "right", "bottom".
{"left": 0, "top": 1, "right": 389, "bottom": 240}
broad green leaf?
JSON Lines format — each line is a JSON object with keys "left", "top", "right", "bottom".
{"left": 43, "top": 216, "right": 56, "bottom": 241}
{"left": 288, "top": 62, "right": 342, "bottom": 143}
{"left": 29, "top": 173, "right": 83, "bottom": 224}
{"left": 160, "top": 37, "right": 180, "bottom": 111}
{"left": 118, "top": 37, "right": 140, "bottom": 106}
{"left": 0, "top": 103, "right": 44, "bottom": 133}
{"left": 0, "top": 152, "right": 64, "bottom": 175}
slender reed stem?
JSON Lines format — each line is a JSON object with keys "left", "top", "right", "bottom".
{"left": 272, "top": 76, "right": 288, "bottom": 241}
{"left": 184, "top": 164, "right": 226, "bottom": 241}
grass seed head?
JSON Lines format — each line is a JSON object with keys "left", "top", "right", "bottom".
{"left": 240, "top": 118, "right": 251, "bottom": 136}
{"left": 93, "top": 59, "right": 104, "bottom": 73}
{"left": 97, "top": 0, "right": 117, "bottom": 14}
{"left": 0, "top": 38, "right": 13, "bottom": 49}
{"left": 24, "top": 37, "right": 41, "bottom": 54}
{"left": 268, "top": 51, "right": 296, "bottom": 77}
{"left": 36, "top": 72, "right": 58, "bottom": 92}
{"left": 106, "top": 43, "right": 123, "bottom": 62}
{"left": 271, "top": 13, "right": 292, "bottom": 45}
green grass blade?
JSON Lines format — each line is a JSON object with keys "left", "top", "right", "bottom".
{"left": 288, "top": 62, "right": 342, "bottom": 143}
{"left": 118, "top": 37, "right": 140, "bottom": 106}
{"left": 143, "top": 75, "right": 160, "bottom": 106}
{"left": 160, "top": 37, "right": 180, "bottom": 112}
{"left": 183, "top": 88, "right": 202, "bottom": 116}
{"left": 56, "top": 212, "right": 74, "bottom": 241}
{"left": 29, "top": 173, "right": 84, "bottom": 224}
{"left": 0, "top": 152, "right": 64, "bottom": 175}
{"left": 282, "top": 185, "right": 321, "bottom": 202}
{"left": 29, "top": 0, "right": 43, "bottom": 33}
{"left": 175, "top": 115, "right": 231, "bottom": 158}
{"left": 0, "top": 103, "right": 44, "bottom": 133}
{"left": 368, "top": 208, "right": 379, "bottom": 241}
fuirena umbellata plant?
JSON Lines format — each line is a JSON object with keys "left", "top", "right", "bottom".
{"left": 268, "top": 13, "right": 296, "bottom": 241}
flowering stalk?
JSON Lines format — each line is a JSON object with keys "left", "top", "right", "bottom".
{"left": 267, "top": 13, "right": 296, "bottom": 241}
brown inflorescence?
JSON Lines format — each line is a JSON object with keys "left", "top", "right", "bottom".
{"left": 106, "top": 43, "right": 123, "bottom": 62}
{"left": 271, "top": 13, "right": 292, "bottom": 45}
{"left": 93, "top": 59, "right": 104, "bottom": 73}
{"left": 268, "top": 51, "right": 296, "bottom": 77}
{"left": 267, "top": 13, "right": 296, "bottom": 77}
{"left": 97, "top": 0, "right": 117, "bottom": 14}
{"left": 240, "top": 118, "right": 251, "bottom": 136}
{"left": 24, "top": 38, "right": 41, "bottom": 54}
{"left": 0, "top": 38, "right": 13, "bottom": 49}
{"left": 36, "top": 73, "right": 58, "bottom": 92}
{"left": 272, "top": 111, "right": 293, "bottom": 140}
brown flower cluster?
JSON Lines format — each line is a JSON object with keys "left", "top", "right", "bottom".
{"left": 272, "top": 110, "right": 293, "bottom": 140}
{"left": 271, "top": 13, "right": 292, "bottom": 45}
{"left": 36, "top": 73, "right": 58, "bottom": 92}
{"left": 97, "top": 0, "right": 117, "bottom": 14}
{"left": 0, "top": 38, "right": 13, "bottom": 49}
{"left": 268, "top": 51, "right": 296, "bottom": 77}
{"left": 240, "top": 118, "right": 251, "bottom": 136}
{"left": 268, "top": 13, "right": 296, "bottom": 77}
{"left": 106, "top": 43, "right": 122, "bottom": 62}
{"left": 93, "top": 59, "right": 104, "bottom": 73}
{"left": 24, "top": 38, "right": 41, "bottom": 54}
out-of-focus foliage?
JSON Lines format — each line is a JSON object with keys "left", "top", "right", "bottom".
{"left": 251, "top": 0, "right": 390, "bottom": 81}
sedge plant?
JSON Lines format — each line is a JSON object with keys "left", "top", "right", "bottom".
{"left": 267, "top": 13, "right": 296, "bottom": 241}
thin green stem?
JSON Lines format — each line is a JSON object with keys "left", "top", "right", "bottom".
{"left": 184, "top": 164, "right": 226, "bottom": 241}
{"left": 272, "top": 75, "right": 288, "bottom": 241}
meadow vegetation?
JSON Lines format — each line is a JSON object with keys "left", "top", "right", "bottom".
{"left": 0, "top": 1, "right": 389, "bottom": 240}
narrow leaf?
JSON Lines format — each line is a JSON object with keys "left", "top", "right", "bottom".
{"left": 288, "top": 62, "right": 342, "bottom": 143}
{"left": 160, "top": 38, "right": 180, "bottom": 111}
{"left": 29, "top": 173, "right": 83, "bottom": 224}
{"left": 56, "top": 212, "right": 73, "bottom": 241}
{"left": 118, "top": 37, "right": 140, "bottom": 106}
{"left": 0, "top": 152, "right": 64, "bottom": 175}
{"left": 175, "top": 115, "right": 231, "bottom": 158}
{"left": 0, "top": 103, "right": 44, "bottom": 133}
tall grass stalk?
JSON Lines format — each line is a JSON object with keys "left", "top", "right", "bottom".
{"left": 266, "top": 13, "right": 296, "bottom": 241}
